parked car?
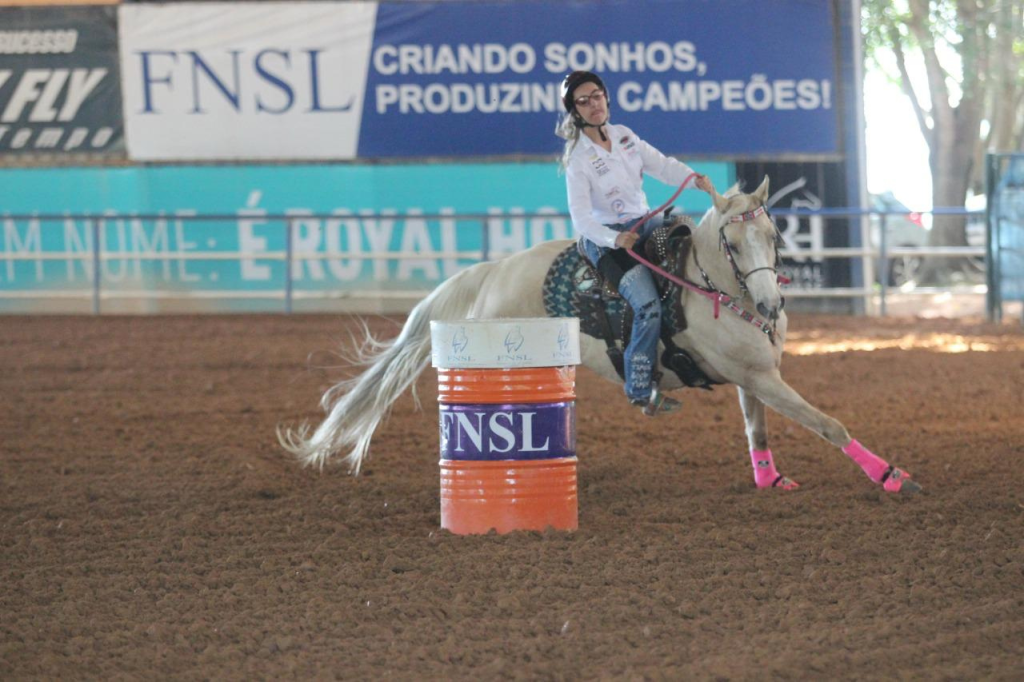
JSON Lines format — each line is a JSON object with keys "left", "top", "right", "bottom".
{"left": 869, "top": 192, "right": 927, "bottom": 286}
{"left": 965, "top": 194, "right": 986, "bottom": 248}
{"left": 869, "top": 191, "right": 985, "bottom": 286}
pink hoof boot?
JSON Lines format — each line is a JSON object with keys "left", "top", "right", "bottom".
{"left": 751, "top": 449, "right": 799, "bottom": 490}
{"left": 842, "top": 439, "right": 920, "bottom": 493}
{"left": 881, "top": 466, "right": 921, "bottom": 494}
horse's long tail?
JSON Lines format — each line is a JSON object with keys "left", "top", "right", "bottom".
{"left": 277, "top": 266, "right": 483, "bottom": 474}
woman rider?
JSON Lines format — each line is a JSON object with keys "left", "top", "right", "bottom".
{"left": 556, "top": 70, "right": 715, "bottom": 415}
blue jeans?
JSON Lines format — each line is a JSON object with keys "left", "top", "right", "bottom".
{"left": 581, "top": 215, "right": 665, "bottom": 402}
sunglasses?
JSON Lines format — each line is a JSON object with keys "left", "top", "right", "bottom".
{"left": 574, "top": 90, "right": 607, "bottom": 108}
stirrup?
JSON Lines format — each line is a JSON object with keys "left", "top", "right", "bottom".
{"left": 631, "top": 386, "right": 682, "bottom": 417}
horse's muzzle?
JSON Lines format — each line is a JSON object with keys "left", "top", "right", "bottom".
{"left": 757, "top": 301, "right": 782, "bottom": 322}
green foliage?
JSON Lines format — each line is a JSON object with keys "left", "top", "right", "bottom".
{"left": 862, "top": 0, "right": 913, "bottom": 61}
{"left": 861, "top": 0, "right": 1022, "bottom": 136}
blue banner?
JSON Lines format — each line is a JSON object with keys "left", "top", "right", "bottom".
{"left": 359, "top": 0, "right": 838, "bottom": 158}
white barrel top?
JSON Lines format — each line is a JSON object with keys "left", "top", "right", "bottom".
{"left": 430, "top": 318, "right": 581, "bottom": 369}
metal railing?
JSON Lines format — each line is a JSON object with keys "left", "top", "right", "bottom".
{"left": 773, "top": 207, "right": 985, "bottom": 316}
{"left": 0, "top": 209, "right": 985, "bottom": 314}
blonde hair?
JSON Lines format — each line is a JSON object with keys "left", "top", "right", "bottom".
{"left": 555, "top": 112, "right": 581, "bottom": 172}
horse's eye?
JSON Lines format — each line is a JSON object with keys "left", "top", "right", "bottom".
{"left": 729, "top": 242, "right": 741, "bottom": 254}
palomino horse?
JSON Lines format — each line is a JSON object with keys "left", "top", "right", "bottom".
{"left": 279, "top": 178, "right": 920, "bottom": 494}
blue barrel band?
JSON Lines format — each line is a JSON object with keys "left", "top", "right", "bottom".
{"left": 439, "top": 401, "right": 576, "bottom": 461}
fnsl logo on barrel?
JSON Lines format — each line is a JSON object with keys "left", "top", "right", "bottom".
{"left": 439, "top": 401, "right": 576, "bottom": 460}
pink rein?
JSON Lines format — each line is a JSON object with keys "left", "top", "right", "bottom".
{"left": 623, "top": 172, "right": 728, "bottom": 318}
{"left": 622, "top": 174, "right": 784, "bottom": 339}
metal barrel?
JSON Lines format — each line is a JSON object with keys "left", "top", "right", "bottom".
{"left": 430, "top": 318, "right": 581, "bottom": 535}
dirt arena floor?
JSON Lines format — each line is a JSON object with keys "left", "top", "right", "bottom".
{"left": 2, "top": 312, "right": 1023, "bottom": 680}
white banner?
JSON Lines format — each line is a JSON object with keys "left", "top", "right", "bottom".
{"left": 119, "top": 2, "right": 376, "bottom": 160}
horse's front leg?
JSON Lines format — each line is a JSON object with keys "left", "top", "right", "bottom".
{"left": 746, "top": 370, "right": 921, "bottom": 494}
{"left": 737, "top": 387, "right": 799, "bottom": 490}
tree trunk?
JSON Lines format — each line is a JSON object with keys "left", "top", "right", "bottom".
{"left": 862, "top": 0, "right": 1024, "bottom": 283}
{"left": 917, "top": 105, "right": 981, "bottom": 284}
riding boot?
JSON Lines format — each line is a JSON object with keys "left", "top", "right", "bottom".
{"left": 631, "top": 383, "right": 682, "bottom": 417}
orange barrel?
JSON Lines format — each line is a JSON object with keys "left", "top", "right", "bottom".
{"left": 430, "top": 318, "right": 581, "bottom": 535}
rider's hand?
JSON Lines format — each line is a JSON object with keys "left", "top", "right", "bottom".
{"left": 695, "top": 174, "right": 714, "bottom": 194}
{"left": 615, "top": 232, "right": 639, "bottom": 250}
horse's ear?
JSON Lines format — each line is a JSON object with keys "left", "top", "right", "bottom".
{"left": 711, "top": 187, "right": 730, "bottom": 214}
{"left": 753, "top": 176, "right": 770, "bottom": 204}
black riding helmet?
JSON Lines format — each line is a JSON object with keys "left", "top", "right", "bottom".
{"left": 560, "top": 70, "right": 606, "bottom": 112}
{"left": 560, "top": 70, "right": 610, "bottom": 141}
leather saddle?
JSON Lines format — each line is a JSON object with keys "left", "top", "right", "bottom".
{"left": 542, "top": 213, "right": 719, "bottom": 390}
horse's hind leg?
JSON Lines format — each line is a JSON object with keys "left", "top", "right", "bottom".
{"left": 737, "top": 387, "right": 799, "bottom": 490}
{"left": 747, "top": 370, "right": 921, "bottom": 494}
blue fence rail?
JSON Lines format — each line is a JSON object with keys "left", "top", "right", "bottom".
{"left": 0, "top": 208, "right": 985, "bottom": 315}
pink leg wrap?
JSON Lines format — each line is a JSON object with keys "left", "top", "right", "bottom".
{"left": 842, "top": 439, "right": 890, "bottom": 482}
{"left": 750, "top": 449, "right": 781, "bottom": 488}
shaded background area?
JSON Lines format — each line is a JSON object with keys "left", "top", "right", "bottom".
{"left": 2, "top": 314, "right": 1022, "bottom": 679}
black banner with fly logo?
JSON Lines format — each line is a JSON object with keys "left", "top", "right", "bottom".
{"left": 0, "top": 5, "right": 123, "bottom": 157}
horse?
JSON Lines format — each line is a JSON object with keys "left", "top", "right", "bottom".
{"left": 278, "top": 177, "right": 921, "bottom": 494}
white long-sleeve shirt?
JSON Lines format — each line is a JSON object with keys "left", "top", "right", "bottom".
{"left": 565, "top": 123, "right": 698, "bottom": 249}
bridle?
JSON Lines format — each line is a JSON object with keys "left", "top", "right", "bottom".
{"left": 716, "top": 205, "right": 787, "bottom": 298}
{"left": 623, "top": 174, "right": 787, "bottom": 342}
